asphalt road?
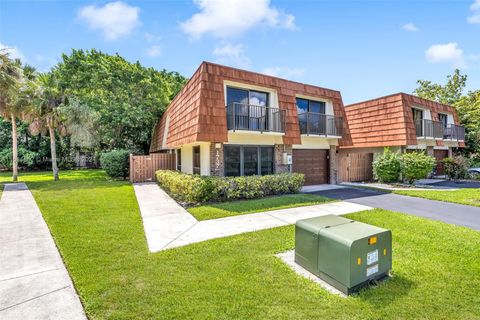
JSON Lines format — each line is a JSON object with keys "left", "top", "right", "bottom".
{"left": 306, "top": 187, "right": 480, "bottom": 231}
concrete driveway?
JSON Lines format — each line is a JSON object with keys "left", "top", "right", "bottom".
{"left": 306, "top": 187, "right": 480, "bottom": 231}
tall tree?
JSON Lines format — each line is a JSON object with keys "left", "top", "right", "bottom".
{"left": 414, "top": 69, "right": 467, "bottom": 105}
{"left": 30, "top": 73, "right": 66, "bottom": 180}
{"left": 53, "top": 49, "right": 187, "bottom": 153}
{"left": 0, "top": 50, "right": 34, "bottom": 181}
{"left": 414, "top": 69, "right": 480, "bottom": 154}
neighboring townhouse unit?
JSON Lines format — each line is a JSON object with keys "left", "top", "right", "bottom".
{"left": 340, "top": 93, "right": 465, "bottom": 179}
{"left": 150, "top": 62, "right": 352, "bottom": 185}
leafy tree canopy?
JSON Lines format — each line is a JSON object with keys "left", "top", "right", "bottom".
{"left": 53, "top": 49, "right": 187, "bottom": 153}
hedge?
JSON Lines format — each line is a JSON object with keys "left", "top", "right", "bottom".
{"left": 156, "top": 170, "right": 305, "bottom": 203}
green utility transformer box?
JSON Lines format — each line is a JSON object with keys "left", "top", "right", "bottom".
{"left": 295, "top": 215, "right": 392, "bottom": 295}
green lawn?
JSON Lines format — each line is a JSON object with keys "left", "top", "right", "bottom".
{"left": 188, "top": 194, "right": 333, "bottom": 220}
{"left": 394, "top": 188, "right": 480, "bottom": 207}
{"left": 5, "top": 170, "right": 480, "bottom": 319}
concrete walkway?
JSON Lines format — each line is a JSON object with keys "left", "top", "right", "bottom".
{"left": 309, "top": 187, "right": 480, "bottom": 231}
{"left": 133, "top": 183, "right": 197, "bottom": 252}
{"left": 0, "top": 183, "right": 86, "bottom": 320}
{"left": 133, "top": 183, "right": 372, "bottom": 251}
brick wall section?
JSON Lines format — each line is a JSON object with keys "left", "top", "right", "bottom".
{"left": 210, "top": 142, "right": 224, "bottom": 176}
{"left": 329, "top": 146, "right": 338, "bottom": 184}
{"left": 343, "top": 92, "right": 464, "bottom": 149}
{"left": 151, "top": 61, "right": 352, "bottom": 151}
{"left": 274, "top": 144, "right": 292, "bottom": 174}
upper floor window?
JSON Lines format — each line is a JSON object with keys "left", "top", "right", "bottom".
{"left": 296, "top": 98, "right": 326, "bottom": 114}
{"left": 226, "top": 87, "right": 269, "bottom": 107}
{"left": 438, "top": 113, "right": 448, "bottom": 128}
{"left": 412, "top": 108, "right": 423, "bottom": 122}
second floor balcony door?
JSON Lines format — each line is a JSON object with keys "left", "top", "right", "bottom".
{"left": 412, "top": 108, "right": 424, "bottom": 136}
{"left": 226, "top": 87, "right": 269, "bottom": 131}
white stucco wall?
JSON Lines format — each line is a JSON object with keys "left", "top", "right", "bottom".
{"left": 179, "top": 142, "right": 211, "bottom": 175}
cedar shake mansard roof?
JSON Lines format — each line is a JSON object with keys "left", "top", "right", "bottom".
{"left": 150, "top": 61, "right": 352, "bottom": 152}
{"left": 343, "top": 92, "right": 465, "bottom": 148}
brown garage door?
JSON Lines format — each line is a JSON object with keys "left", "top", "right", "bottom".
{"left": 434, "top": 150, "right": 449, "bottom": 175}
{"left": 292, "top": 149, "right": 329, "bottom": 185}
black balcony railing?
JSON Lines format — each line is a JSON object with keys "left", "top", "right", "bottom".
{"left": 226, "top": 103, "right": 285, "bottom": 133}
{"left": 444, "top": 124, "right": 465, "bottom": 141}
{"left": 415, "top": 119, "right": 444, "bottom": 139}
{"left": 298, "top": 112, "right": 343, "bottom": 136}
{"left": 415, "top": 119, "right": 465, "bottom": 141}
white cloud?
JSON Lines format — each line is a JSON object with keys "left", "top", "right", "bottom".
{"left": 213, "top": 43, "right": 251, "bottom": 69}
{"left": 468, "top": 0, "right": 480, "bottom": 24}
{"left": 180, "top": 0, "right": 297, "bottom": 39}
{"left": 145, "top": 45, "right": 162, "bottom": 57}
{"left": 144, "top": 33, "right": 162, "bottom": 43}
{"left": 402, "top": 22, "right": 419, "bottom": 32}
{"left": 0, "top": 43, "right": 25, "bottom": 61}
{"left": 77, "top": 1, "right": 140, "bottom": 40}
{"left": 425, "top": 42, "right": 465, "bottom": 67}
{"left": 471, "top": 0, "right": 480, "bottom": 11}
{"left": 261, "top": 66, "right": 305, "bottom": 80}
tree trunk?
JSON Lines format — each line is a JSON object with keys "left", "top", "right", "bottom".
{"left": 11, "top": 114, "right": 18, "bottom": 182}
{"left": 48, "top": 125, "right": 59, "bottom": 181}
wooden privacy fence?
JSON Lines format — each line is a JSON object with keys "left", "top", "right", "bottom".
{"left": 130, "top": 153, "right": 176, "bottom": 183}
{"left": 338, "top": 153, "right": 373, "bottom": 182}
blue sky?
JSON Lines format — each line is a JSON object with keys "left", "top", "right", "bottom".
{"left": 1, "top": 0, "right": 479, "bottom": 104}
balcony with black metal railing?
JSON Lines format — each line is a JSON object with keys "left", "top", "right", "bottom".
{"left": 226, "top": 103, "right": 285, "bottom": 133}
{"left": 415, "top": 119, "right": 465, "bottom": 141}
{"left": 415, "top": 119, "right": 444, "bottom": 139}
{"left": 444, "top": 124, "right": 465, "bottom": 141}
{"left": 298, "top": 112, "right": 343, "bottom": 137}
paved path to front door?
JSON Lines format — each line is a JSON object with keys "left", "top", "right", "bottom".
{"left": 133, "top": 183, "right": 372, "bottom": 252}
{"left": 0, "top": 183, "right": 86, "bottom": 320}
{"left": 308, "top": 187, "right": 480, "bottom": 231}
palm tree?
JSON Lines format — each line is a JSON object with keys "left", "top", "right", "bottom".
{"left": 30, "top": 73, "right": 66, "bottom": 181}
{"left": 0, "top": 50, "right": 33, "bottom": 182}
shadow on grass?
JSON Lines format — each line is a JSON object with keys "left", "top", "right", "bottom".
{"left": 357, "top": 272, "right": 415, "bottom": 306}
{"left": 190, "top": 194, "right": 333, "bottom": 214}
{"left": 0, "top": 169, "right": 130, "bottom": 192}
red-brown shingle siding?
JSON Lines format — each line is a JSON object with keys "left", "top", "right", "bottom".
{"left": 198, "top": 62, "right": 350, "bottom": 146}
{"left": 151, "top": 61, "right": 351, "bottom": 149}
{"left": 344, "top": 93, "right": 408, "bottom": 148}
{"left": 343, "top": 92, "right": 462, "bottom": 149}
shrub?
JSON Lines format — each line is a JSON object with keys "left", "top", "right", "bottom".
{"left": 156, "top": 170, "right": 305, "bottom": 204}
{"left": 442, "top": 156, "right": 470, "bottom": 180}
{"left": 0, "top": 147, "right": 37, "bottom": 170}
{"left": 373, "top": 148, "right": 402, "bottom": 183}
{"left": 402, "top": 152, "right": 435, "bottom": 183}
{"left": 100, "top": 149, "right": 130, "bottom": 179}
{"left": 468, "top": 153, "right": 480, "bottom": 168}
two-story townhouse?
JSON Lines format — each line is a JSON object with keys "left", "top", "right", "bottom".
{"left": 150, "top": 62, "right": 351, "bottom": 185}
{"left": 339, "top": 93, "right": 465, "bottom": 179}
